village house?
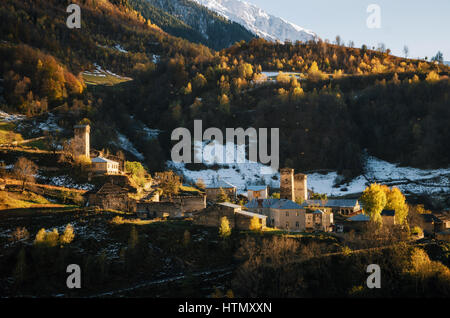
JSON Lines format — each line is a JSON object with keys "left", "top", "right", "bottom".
{"left": 91, "top": 156, "right": 120, "bottom": 175}
{"left": 193, "top": 202, "right": 267, "bottom": 230}
{"left": 136, "top": 194, "right": 206, "bottom": 219}
{"left": 245, "top": 198, "right": 334, "bottom": 232}
{"left": 381, "top": 209, "right": 396, "bottom": 226}
{"left": 247, "top": 185, "right": 269, "bottom": 200}
{"left": 303, "top": 199, "right": 361, "bottom": 216}
{"left": 344, "top": 213, "right": 371, "bottom": 232}
{"left": 419, "top": 213, "right": 443, "bottom": 235}
{"left": 85, "top": 182, "right": 136, "bottom": 212}
{"left": 205, "top": 179, "right": 237, "bottom": 202}
{"left": 305, "top": 208, "right": 334, "bottom": 232}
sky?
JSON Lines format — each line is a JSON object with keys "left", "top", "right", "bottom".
{"left": 246, "top": 0, "right": 449, "bottom": 60}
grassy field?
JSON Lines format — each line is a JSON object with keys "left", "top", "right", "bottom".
{"left": 82, "top": 72, "right": 132, "bottom": 86}
{"left": 0, "top": 122, "right": 23, "bottom": 144}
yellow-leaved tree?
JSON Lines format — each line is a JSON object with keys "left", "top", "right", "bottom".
{"left": 249, "top": 216, "right": 262, "bottom": 232}
{"left": 219, "top": 216, "right": 231, "bottom": 238}
{"left": 359, "top": 183, "right": 387, "bottom": 224}
{"left": 384, "top": 187, "right": 409, "bottom": 225}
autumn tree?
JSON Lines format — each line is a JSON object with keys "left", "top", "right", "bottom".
{"left": 360, "top": 183, "right": 387, "bottom": 224}
{"left": 249, "top": 216, "right": 262, "bottom": 232}
{"left": 60, "top": 224, "right": 75, "bottom": 245}
{"left": 154, "top": 171, "right": 182, "bottom": 198}
{"left": 219, "top": 216, "right": 231, "bottom": 238}
{"left": 217, "top": 187, "right": 230, "bottom": 203}
{"left": 384, "top": 187, "right": 409, "bottom": 225}
{"left": 13, "top": 157, "right": 38, "bottom": 191}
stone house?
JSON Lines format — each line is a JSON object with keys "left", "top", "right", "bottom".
{"left": 245, "top": 199, "right": 334, "bottom": 232}
{"left": 419, "top": 214, "right": 443, "bottom": 235}
{"left": 344, "top": 213, "right": 371, "bottom": 232}
{"left": 303, "top": 199, "right": 361, "bottom": 216}
{"left": 91, "top": 156, "right": 120, "bottom": 175}
{"left": 205, "top": 179, "right": 237, "bottom": 202}
{"left": 136, "top": 195, "right": 206, "bottom": 219}
{"left": 85, "top": 182, "right": 135, "bottom": 212}
{"left": 136, "top": 201, "right": 179, "bottom": 218}
{"left": 247, "top": 185, "right": 269, "bottom": 200}
{"left": 305, "top": 208, "right": 334, "bottom": 232}
{"left": 193, "top": 202, "right": 267, "bottom": 230}
{"left": 381, "top": 209, "right": 396, "bottom": 226}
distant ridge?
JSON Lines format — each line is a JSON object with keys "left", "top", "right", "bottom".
{"left": 191, "top": 0, "right": 317, "bottom": 43}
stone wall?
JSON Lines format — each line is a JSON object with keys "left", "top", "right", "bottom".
{"left": 171, "top": 195, "right": 206, "bottom": 212}
{"left": 88, "top": 193, "right": 135, "bottom": 212}
{"left": 136, "top": 201, "right": 180, "bottom": 218}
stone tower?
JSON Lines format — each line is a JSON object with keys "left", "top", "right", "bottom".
{"left": 280, "top": 168, "right": 308, "bottom": 202}
{"left": 73, "top": 124, "right": 90, "bottom": 159}
{"left": 294, "top": 173, "right": 308, "bottom": 202}
{"left": 280, "top": 168, "right": 295, "bottom": 201}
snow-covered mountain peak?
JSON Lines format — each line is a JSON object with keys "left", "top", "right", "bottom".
{"left": 190, "top": 0, "right": 317, "bottom": 43}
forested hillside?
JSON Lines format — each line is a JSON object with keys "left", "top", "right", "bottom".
{"left": 1, "top": 0, "right": 449, "bottom": 178}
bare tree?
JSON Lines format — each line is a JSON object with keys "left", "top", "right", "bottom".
{"left": 13, "top": 157, "right": 38, "bottom": 191}
{"left": 403, "top": 45, "right": 409, "bottom": 58}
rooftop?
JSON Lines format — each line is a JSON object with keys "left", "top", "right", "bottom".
{"left": 236, "top": 210, "right": 267, "bottom": 219}
{"left": 247, "top": 185, "right": 268, "bottom": 191}
{"left": 245, "top": 199, "right": 303, "bottom": 210}
{"left": 218, "top": 202, "right": 242, "bottom": 209}
{"left": 381, "top": 210, "right": 395, "bottom": 217}
{"left": 91, "top": 156, "right": 119, "bottom": 164}
{"left": 206, "top": 179, "right": 236, "bottom": 189}
{"left": 347, "top": 213, "right": 370, "bottom": 222}
{"left": 302, "top": 199, "right": 359, "bottom": 208}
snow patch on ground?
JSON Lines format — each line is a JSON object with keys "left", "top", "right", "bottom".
{"left": 169, "top": 142, "right": 450, "bottom": 197}
{"left": 114, "top": 44, "right": 128, "bottom": 53}
{"left": 308, "top": 155, "right": 450, "bottom": 196}
{"left": 82, "top": 63, "right": 131, "bottom": 80}
{"left": 0, "top": 110, "right": 25, "bottom": 122}
{"left": 31, "top": 113, "right": 61, "bottom": 134}
{"left": 43, "top": 175, "right": 94, "bottom": 191}
{"left": 115, "top": 133, "right": 145, "bottom": 161}
{"left": 168, "top": 140, "right": 279, "bottom": 193}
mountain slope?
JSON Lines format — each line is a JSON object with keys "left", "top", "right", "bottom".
{"left": 191, "top": 0, "right": 317, "bottom": 43}
{"left": 134, "top": 0, "right": 255, "bottom": 49}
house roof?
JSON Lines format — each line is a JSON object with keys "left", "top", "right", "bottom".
{"left": 218, "top": 202, "right": 242, "bottom": 209}
{"left": 206, "top": 179, "right": 236, "bottom": 189}
{"left": 347, "top": 213, "right": 370, "bottom": 222}
{"left": 302, "top": 199, "right": 359, "bottom": 208}
{"left": 91, "top": 156, "right": 119, "bottom": 164}
{"left": 247, "top": 185, "right": 268, "bottom": 191}
{"left": 236, "top": 210, "right": 267, "bottom": 219}
{"left": 381, "top": 210, "right": 395, "bottom": 216}
{"left": 245, "top": 199, "right": 302, "bottom": 210}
